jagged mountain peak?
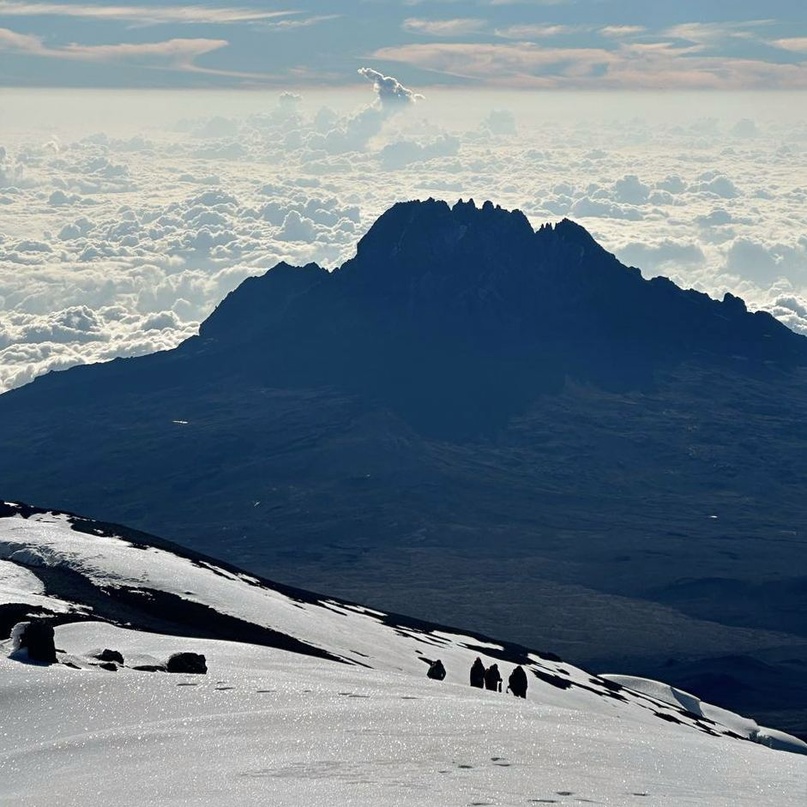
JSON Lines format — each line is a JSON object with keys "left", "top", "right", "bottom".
{"left": 349, "top": 199, "right": 606, "bottom": 274}
{"left": 347, "top": 198, "right": 538, "bottom": 279}
{"left": 543, "top": 216, "right": 604, "bottom": 251}
{"left": 355, "top": 196, "right": 532, "bottom": 242}
{"left": 194, "top": 199, "right": 805, "bottom": 374}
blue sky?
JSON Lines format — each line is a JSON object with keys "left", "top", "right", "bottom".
{"left": 0, "top": 0, "right": 806, "bottom": 89}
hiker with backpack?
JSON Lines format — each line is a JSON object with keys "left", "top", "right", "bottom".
{"left": 427, "top": 659, "right": 446, "bottom": 680}
{"left": 484, "top": 663, "right": 502, "bottom": 692}
{"left": 507, "top": 665, "right": 528, "bottom": 698}
{"left": 470, "top": 657, "right": 485, "bottom": 688}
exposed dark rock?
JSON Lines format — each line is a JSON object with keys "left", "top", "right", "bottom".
{"left": 94, "top": 648, "right": 124, "bottom": 665}
{"left": 166, "top": 652, "right": 207, "bottom": 674}
{"left": 1, "top": 603, "right": 66, "bottom": 641}
{"left": 11, "top": 620, "right": 57, "bottom": 664}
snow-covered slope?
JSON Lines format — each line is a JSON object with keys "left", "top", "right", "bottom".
{"left": 1, "top": 503, "right": 805, "bottom": 806}
{"left": 601, "top": 674, "right": 804, "bottom": 756}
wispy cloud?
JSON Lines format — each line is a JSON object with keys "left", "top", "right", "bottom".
{"left": 495, "top": 24, "right": 580, "bottom": 39}
{"left": 403, "top": 0, "right": 571, "bottom": 4}
{"left": 62, "top": 38, "right": 230, "bottom": 68}
{"left": 260, "top": 15, "right": 339, "bottom": 32}
{"left": 599, "top": 26, "right": 645, "bottom": 39}
{"left": 403, "top": 17, "right": 486, "bottom": 37}
{"left": 772, "top": 38, "right": 807, "bottom": 53}
{"left": 370, "top": 40, "right": 807, "bottom": 89}
{"left": 0, "top": 26, "right": 229, "bottom": 71}
{"left": 0, "top": 26, "right": 42, "bottom": 51}
{"left": 488, "top": 0, "right": 572, "bottom": 5}
{"left": 370, "top": 42, "right": 617, "bottom": 86}
{"left": 662, "top": 21, "right": 773, "bottom": 48}
{"left": 0, "top": 2, "right": 298, "bottom": 25}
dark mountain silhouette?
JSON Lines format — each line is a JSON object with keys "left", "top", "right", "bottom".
{"left": 3, "top": 199, "right": 807, "bottom": 733}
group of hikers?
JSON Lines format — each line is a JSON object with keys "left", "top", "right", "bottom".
{"left": 426, "top": 656, "right": 529, "bottom": 699}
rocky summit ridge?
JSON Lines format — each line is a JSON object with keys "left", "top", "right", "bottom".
{"left": 178, "top": 198, "right": 807, "bottom": 439}
{"left": 201, "top": 198, "right": 805, "bottom": 370}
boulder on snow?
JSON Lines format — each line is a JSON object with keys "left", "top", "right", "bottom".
{"left": 166, "top": 652, "right": 207, "bottom": 674}
{"left": 9, "top": 620, "right": 57, "bottom": 664}
{"left": 94, "top": 649, "right": 124, "bottom": 665}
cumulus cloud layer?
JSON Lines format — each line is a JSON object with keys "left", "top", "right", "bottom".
{"left": 0, "top": 86, "right": 806, "bottom": 392}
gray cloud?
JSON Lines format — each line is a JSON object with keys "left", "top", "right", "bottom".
{"left": 722, "top": 237, "right": 807, "bottom": 286}
{"left": 617, "top": 241, "right": 706, "bottom": 273}
{"left": 278, "top": 210, "right": 317, "bottom": 242}
{"left": 692, "top": 173, "right": 740, "bottom": 199}
{"left": 380, "top": 135, "right": 460, "bottom": 170}
{"left": 480, "top": 109, "right": 517, "bottom": 137}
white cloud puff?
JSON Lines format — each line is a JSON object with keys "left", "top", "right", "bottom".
{"left": 357, "top": 67, "right": 423, "bottom": 108}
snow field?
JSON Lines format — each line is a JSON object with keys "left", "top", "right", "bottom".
{"left": 0, "top": 622, "right": 805, "bottom": 807}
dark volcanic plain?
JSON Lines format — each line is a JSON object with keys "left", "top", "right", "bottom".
{"left": 2, "top": 199, "right": 807, "bottom": 736}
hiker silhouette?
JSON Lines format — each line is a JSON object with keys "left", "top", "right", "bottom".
{"left": 507, "top": 665, "right": 528, "bottom": 698}
{"left": 470, "top": 657, "right": 485, "bottom": 688}
{"left": 484, "top": 663, "right": 502, "bottom": 692}
{"left": 427, "top": 659, "right": 446, "bottom": 680}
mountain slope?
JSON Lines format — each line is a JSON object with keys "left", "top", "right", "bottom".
{"left": 1, "top": 501, "right": 805, "bottom": 807}
{"left": 4, "top": 622, "right": 805, "bottom": 807}
{"left": 2, "top": 200, "right": 807, "bottom": 735}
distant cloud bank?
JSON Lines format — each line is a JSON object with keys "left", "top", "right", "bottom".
{"left": 0, "top": 84, "right": 805, "bottom": 392}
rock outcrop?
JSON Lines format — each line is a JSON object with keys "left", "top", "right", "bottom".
{"left": 166, "top": 652, "right": 207, "bottom": 674}
{"left": 9, "top": 620, "right": 57, "bottom": 664}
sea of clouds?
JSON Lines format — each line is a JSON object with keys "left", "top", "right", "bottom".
{"left": 1, "top": 79, "right": 806, "bottom": 392}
